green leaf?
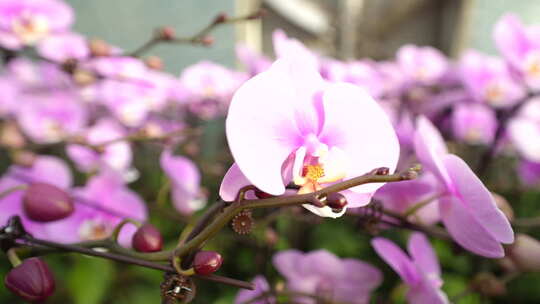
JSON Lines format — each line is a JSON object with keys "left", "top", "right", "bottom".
{"left": 67, "top": 256, "right": 114, "bottom": 304}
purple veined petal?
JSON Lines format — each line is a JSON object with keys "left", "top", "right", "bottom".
{"left": 407, "top": 280, "right": 449, "bottom": 304}
{"left": 439, "top": 195, "right": 504, "bottom": 258}
{"left": 407, "top": 233, "right": 441, "bottom": 277}
{"left": 371, "top": 237, "right": 419, "bottom": 285}
{"left": 234, "top": 275, "right": 274, "bottom": 304}
{"left": 226, "top": 59, "right": 319, "bottom": 195}
{"left": 318, "top": 83, "right": 399, "bottom": 194}
{"left": 443, "top": 154, "right": 514, "bottom": 244}
{"left": 272, "top": 249, "right": 304, "bottom": 280}
{"left": 493, "top": 14, "right": 531, "bottom": 68}
{"left": 414, "top": 116, "right": 452, "bottom": 189}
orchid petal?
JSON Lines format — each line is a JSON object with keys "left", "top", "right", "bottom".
{"left": 414, "top": 116, "right": 452, "bottom": 188}
{"left": 319, "top": 83, "right": 399, "bottom": 193}
{"left": 371, "top": 237, "right": 419, "bottom": 284}
{"left": 439, "top": 195, "right": 505, "bottom": 258}
{"left": 443, "top": 154, "right": 514, "bottom": 243}
{"left": 226, "top": 59, "right": 322, "bottom": 195}
{"left": 408, "top": 233, "right": 441, "bottom": 277}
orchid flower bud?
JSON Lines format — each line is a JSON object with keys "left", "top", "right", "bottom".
{"left": 22, "top": 183, "right": 74, "bottom": 222}
{"left": 507, "top": 234, "right": 540, "bottom": 272}
{"left": 193, "top": 251, "right": 223, "bottom": 275}
{"left": 4, "top": 257, "right": 55, "bottom": 302}
{"left": 132, "top": 223, "right": 163, "bottom": 252}
{"left": 326, "top": 192, "right": 348, "bottom": 212}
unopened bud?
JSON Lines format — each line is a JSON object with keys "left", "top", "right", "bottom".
{"left": 248, "top": 9, "right": 267, "bottom": 20}
{"left": 88, "top": 39, "right": 111, "bottom": 57}
{"left": 23, "top": 183, "right": 74, "bottom": 222}
{"left": 4, "top": 257, "right": 55, "bottom": 302}
{"left": 265, "top": 228, "right": 279, "bottom": 246}
{"left": 0, "top": 122, "right": 26, "bottom": 149}
{"left": 200, "top": 36, "right": 214, "bottom": 46}
{"left": 193, "top": 251, "right": 223, "bottom": 275}
{"left": 72, "top": 69, "right": 96, "bottom": 86}
{"left": 326, "top": 193, "right": 347, "bottom": 212}
{"left": 400, "top": 170, "right": 418, "bottom": 180}
{"left": 254, "top": 188, "right": 274, "bottom": 199}
{"left": 132, "top": 223, "right": 163, "bottom": 252}
{"left": 144, "top": 55, "right": 163, "bottom": 70}
{"left": 470, "top": 272, "right": 506, "bottom": 297}
{"left": 370, "top": 167, "right": 389, "bottom": 175}
{"left": 11, "top": 150, "right": 36, "bottom": 167}
{"left": 157, "top": 26, "right": 175, "bottom": 41}
{"left": 492, "top": 192, "right": 514, "bottom": 221}
{"left": 507, "top": 234, "right": 540, "bottom": 272}
{"left": 213, "top": 13, "right": 228, "bottom": 24}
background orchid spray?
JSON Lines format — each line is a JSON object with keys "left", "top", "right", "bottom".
{"left": 0, "top": 1, "right": 539, "bottom": 303}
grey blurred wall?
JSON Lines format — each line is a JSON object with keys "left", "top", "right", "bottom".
{"left": 66, "top": 0, "right": 236, "bottom": 73}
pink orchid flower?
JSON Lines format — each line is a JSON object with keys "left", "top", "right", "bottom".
{"left": 273, "top": 249, "right": 382, "bottom": 304}
{"left": 459, "top": 50, "right": 525, "bottom": 108}
{"left": 0, "top": 0, "right": 73, "bottom": 50}
{"left": 220, "top": 57, "right": 399, "bottom": 217}
{"left": 160, "top": 149, "right": 206, "bottom": 215}
{"left": 494, "top": 14, "right": 540, "bottom": 90}
{"left": 414, "top": 116, "right": 514, "bottom": 257}
{"left": 234, "top": 275, "right": 274, "bottom": 304}
{"left": 372, "top": 233, "right": 449, "bottom": 304}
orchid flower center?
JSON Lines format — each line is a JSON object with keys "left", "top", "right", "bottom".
{"left": 292, "top": 135, "right": 347, "bottom": 195}
{"left": 485, "top": 82, "right": 504, "bottom": 105}
{"left": 79, "top": 219, "right": 111, "bottom": 241}
{"left": 12, "top": 12, "right": 49, "bottom": 44}
{"left": 526, "top": 52, "right": 540, "bottom": 79}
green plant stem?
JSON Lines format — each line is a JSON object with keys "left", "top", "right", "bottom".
{"left": 402, "top": 193, "right": 441, "bottom": 218}
{"left": 15, "top": 236, "right": 253, "bottom": 289}
{"left": 110, "top": 219, "right": 142, "bottom": 242}
{"left": 174, "top": 171, "right": 416, "bottom": 259}
{"left": 6, "top": 248, "right": 21, "bottom": 266}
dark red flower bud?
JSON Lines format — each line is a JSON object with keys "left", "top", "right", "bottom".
{"left": 193, "top": 251, "right": 223, "bottom": 275}
{"left": 370, "top": 167, "right": 390, "bottom": 175}
{"left": 4, "top": 257, "right": 55, "bottom": 302}
{"left": 23, "top": 183, "right": 74, "bottom": 222}
{"left": 144, "top": 55, "right": 164, "bottom": 70}
{"left": 88, "top": 39, "right": 111, "bottom": 57}
{"left": 200, "top": 36, "right": 214, "bottom": 46}
{"left": 254, "top": 188, "right": 274, "bottom": 199}
{"left": 213, "top": 13, "right": 228, "bottom": 24}
{"left": 132, "top": 223, "right": 163, "bottom": 252}
{"left": 157, "top": 26, "right": 175, "bottom": 40}
{"left": 326, "top": 193, "right": 347, "bottom": 212}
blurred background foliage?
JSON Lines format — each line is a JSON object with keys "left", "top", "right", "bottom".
{"left": 2, "top": 0, "right": 540, "bottom": 303}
